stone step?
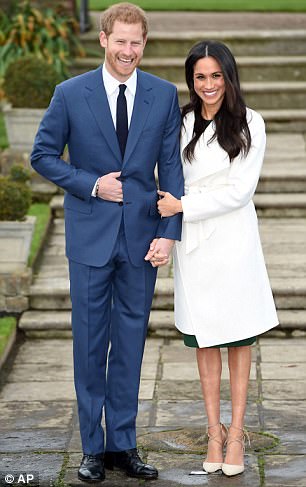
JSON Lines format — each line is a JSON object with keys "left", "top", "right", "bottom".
{"left": 70, "top": 50, "right": 306, "bottom": 111}
{"left": 72, "top": 55, "right": 306, "bottom": 83}
{"left": 149, "top": 309, "right": 306, "bottom": 335}
{"left": 29, "top": 217, "right": 306, "bottom": 311}
{"left": 80, "top": 29, "right": 306, "bottom": 57}
{"left": 29, "top": 272, "right": 306, "bottom": 311}
{"left": 28, "top": 277, "right": 175, "bottom": 310}
{"left": 254, "top": 193, "right": 306, "bottom": 217}
{"left": 50, "top": 191, "right": 306, "bottom": 220}
{"left": 257, "top": 168, "right": 306, "bottom": 193}
{"left": 175, "top": 81, "right": 306, "bottom": 109}
{"left": 30, "top": 173, "right": 58, "bottom": 202}
{"left": 258, "top": 132, "right": 306, "bottom": 191}
{"left": 18, "top": 308, "right": 306, "bottom": 338}
{"left": 259, "top": 109, "right": 306, "bottom": 132}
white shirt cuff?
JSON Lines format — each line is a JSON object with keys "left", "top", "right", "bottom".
{"left": 91, "top": 178, "right": 99, "bottom": 197}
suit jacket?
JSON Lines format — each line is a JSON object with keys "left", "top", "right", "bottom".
{"left": 31, "top": 67, "right": 184, "bottom": 266}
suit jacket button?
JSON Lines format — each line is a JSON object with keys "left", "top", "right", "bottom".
{"left": 118, "top": 201, "right": 123, "bottom": 206}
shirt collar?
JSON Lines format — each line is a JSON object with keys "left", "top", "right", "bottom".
{"left": 102, "top": 63, "right": 137, "bottom": 97}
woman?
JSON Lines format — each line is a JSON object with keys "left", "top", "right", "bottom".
{"left": 155, "top": 41, "right": 278, "bottom": 476}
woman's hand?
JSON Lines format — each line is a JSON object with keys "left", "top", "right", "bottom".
{"left": 157, "top": 190, "right": 183, "bottom": 217}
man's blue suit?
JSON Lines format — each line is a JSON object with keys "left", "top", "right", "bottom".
{"left": 31, "top": 66, "right": 184, "bottom": 455}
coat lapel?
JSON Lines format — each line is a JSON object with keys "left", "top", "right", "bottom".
{"left": 84, "top": 67, "right": 122, "bottom": 162}
{"left": 122, "top": 70, "right": 154, "bottom": 167}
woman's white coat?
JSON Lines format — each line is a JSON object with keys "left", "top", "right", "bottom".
{"left": 174, "top": 108, "right": 278, "bottom": 347}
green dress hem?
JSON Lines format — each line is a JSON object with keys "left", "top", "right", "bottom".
{"left": 183, "top": 333, "right": 256, "bottom": 348}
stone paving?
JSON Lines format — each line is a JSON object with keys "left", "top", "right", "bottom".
{"left": 0, "top": 335, "right": 306, "bottom": 486}
{"left": 1, "top": 9, "right": 306, "bottom": 487}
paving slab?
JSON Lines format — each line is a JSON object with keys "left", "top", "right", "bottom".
{"left": 15, "top": 339, "right": 73, "bottom": 365}
{"left": 156, "top": 379, "right": 258, "bottom": 401}
{"left": 0, "top": 381, "right": 76, "bottom": 402}
{"left": 6, "top": 363, "right": 74, "bottom": 382}
{"left": 146, "top": 451, "right": 260, "bottom": 486}
{"left": 139, "top": 379, "right": 155, "bottom": 400}
{"left": 267, "top": 429, "right": 306, "bottom": 455}
{"left": 264, "top": 454, "right": 306, "bottom": 486}
{"left": 64, "top": 466, "right": 144, "bottom": 486}
{"left": 0, "top": 401, "right": 73, "bottom": 429}
{"left": 67, "top": 428, "right": 82, "bottom": 453}
{"left": 0, "top": 429, "right": 70, "bottom": 453}
{"left": 260, "top": 345, "right": 306, "bottom": 362}
{"left": 261, "top": 362, "right": 306, "bottom": 380}
{"left": 262, "top": 380, "right": 306, "bottom": 400}
{"left": 262, "top": 401, "right": 306, "bottom": 430}
{"left": 162, "top": 361, "right": 257, "bottom": 380}
{"left": 140, "top": 361, "right": 159, "bottom": 380}
{"left": 0, "top": 453, "right": 64, "bottom": 487}
{"left": 137, "top": 400, "right": 155, "bottom": 428}
{"left": 155, "top": 400, "right": 259, "bottom": 428}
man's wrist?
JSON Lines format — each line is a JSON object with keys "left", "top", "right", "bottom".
{"left": 95, "top": 177, "right": 100, "bottom": 197}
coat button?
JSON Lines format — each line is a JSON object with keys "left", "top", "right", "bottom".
{"left": 118, "top": 201, "right": 123, "bottom": 206}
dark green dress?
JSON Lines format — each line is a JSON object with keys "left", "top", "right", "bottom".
{"left": 183, "top": 333, "right": 256, "bottom": 348}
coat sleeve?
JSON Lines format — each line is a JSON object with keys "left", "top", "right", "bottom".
{"left": 155, "top": 86, "right": 184, "bottom": 240}
{"left": 181, "top": 111, "right": 266, "bottom": 223}
{"left": 31, "top": 85, "right": 97, "bottom": 202}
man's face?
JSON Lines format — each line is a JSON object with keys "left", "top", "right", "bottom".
{"left": 99, "top": 20, "right": 146, "bottom": 82}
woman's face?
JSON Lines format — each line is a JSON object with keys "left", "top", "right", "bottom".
{"left": 193, "top": 56, "right": 225, "bottom": 115}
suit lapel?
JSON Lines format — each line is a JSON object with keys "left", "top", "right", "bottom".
{"left": 84, "top": 67, "right": 122, "bottom": 162}
{"left": 123, "top": 70, "right": 154, "bottom": 167}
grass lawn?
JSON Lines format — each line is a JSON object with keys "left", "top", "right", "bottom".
{"left": 0, "top": 111, "right": 8, "bottom": 150}
{"left": 86, "top": 0, "right": 306, "bottom": 11}
{"left": 27, "top": 202, "right": 51, "bottom": 267}
{"left": 0, "top": 316, "right": 16, "bottom": 358}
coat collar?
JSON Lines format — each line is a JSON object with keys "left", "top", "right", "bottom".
{"left": 84, "top": 67, "right": 154, "bottom": 165}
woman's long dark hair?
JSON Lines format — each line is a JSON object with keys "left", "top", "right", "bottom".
{"left": 182, "top": 40, "right": 251, "bottom": 163}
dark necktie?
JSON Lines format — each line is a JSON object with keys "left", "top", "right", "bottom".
{"left": 116, "top": 84, "right": 128, "bottom": 158}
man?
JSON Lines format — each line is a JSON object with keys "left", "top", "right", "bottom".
{"left": 31, "top": 2, "right": 183, "bottom": 483}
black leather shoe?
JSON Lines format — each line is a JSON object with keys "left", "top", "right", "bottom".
{"left": 78, "top": 454, "right": 105, "bottom": 483}
{"left": 104, "top": 448, "right": 158, "bottom": 479}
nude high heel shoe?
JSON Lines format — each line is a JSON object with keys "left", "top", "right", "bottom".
{"left": 203, "top": 422, "right": 227, "bottom": 473}
{"left": 222, "top": 425, "right": 250, "bottom": 477}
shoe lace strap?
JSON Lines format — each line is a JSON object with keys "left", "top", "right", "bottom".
{"left": 206, "top": 422, "right": 226, "bottom": 447}
{"left": 225, "top": 425, "right": 251, "bottom": 450}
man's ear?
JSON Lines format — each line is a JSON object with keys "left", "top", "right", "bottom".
{"left": 99, "top": 31, "right": 107, "bottom": 48}
{"left": 143, "top": 35, "right": 147, "bottom": 48}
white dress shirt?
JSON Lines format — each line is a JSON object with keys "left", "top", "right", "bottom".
{"left": 102, "top": 63, "right": 137, "bottom": 128}
{"left": 92, "top": 64, "right": 137, "bottom": 196}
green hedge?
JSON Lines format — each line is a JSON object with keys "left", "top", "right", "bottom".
{"left": 86, "top": 0, "right": 306, "bottom": 11}
{"left": 28, "top": 203, "right": 51, "bottom": 267}
{"left": 0, "top": 112, "right": 8, "bottom": 150}
{"left": 0, "top": 316, "right": 16, "bottom": 358}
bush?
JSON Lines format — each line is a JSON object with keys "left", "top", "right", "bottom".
{"left": 3, "top": 56, "right": 61, "bottom": 108}
{"left": 0, "top": 164, "right": 32, "bottom": 220}
{"left": 0, "top": 1, "right": 85, "bottom": 81}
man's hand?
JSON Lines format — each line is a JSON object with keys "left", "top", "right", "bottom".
{"left": 97, "top": 171, "right": 123, "bottom": 202}
{"left": 144, "top": 238, "right": 175, "bottom": 267}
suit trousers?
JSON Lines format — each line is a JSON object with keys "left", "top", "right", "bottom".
{"left": 68, "top": 220, "right": 157, "bottom": 454}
